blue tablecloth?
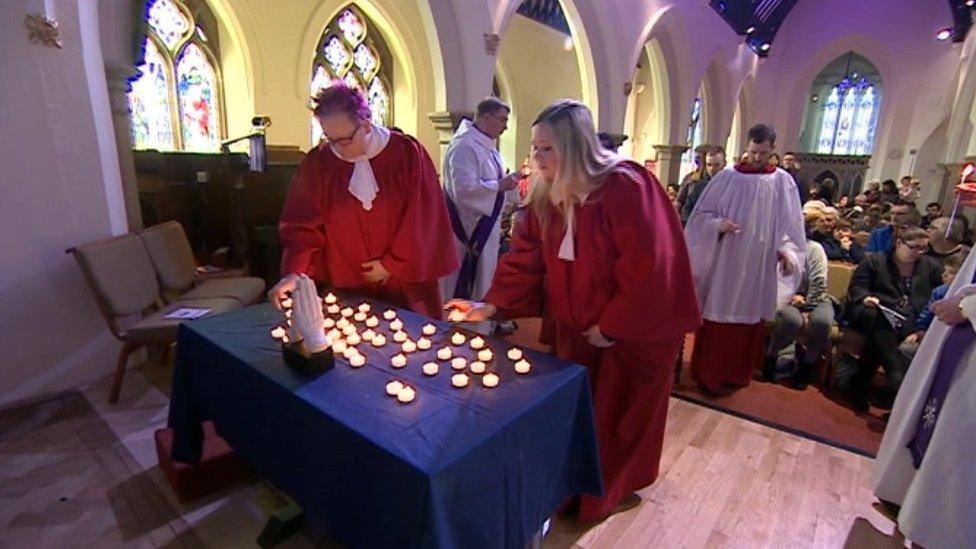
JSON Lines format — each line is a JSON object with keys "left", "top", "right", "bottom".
{"left": 168, "top": 299, "right": 602, "bottom": 549}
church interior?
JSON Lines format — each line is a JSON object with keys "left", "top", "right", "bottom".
{"left": 2, "top": 0, "right": 975, "bottom": 547}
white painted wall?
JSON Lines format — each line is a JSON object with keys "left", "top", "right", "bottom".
{"left": 0, "top": 0, "right": 128, "bottom": 406}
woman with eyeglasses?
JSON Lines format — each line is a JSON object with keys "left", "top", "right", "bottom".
{"left": 448, "top": 100, "right": 701, "bottom": 522}
{"left": 845, "top": 226, "right": 944, "bottom": 412}
{"left": 270, "top": 81, "right": 458, "bottom": 317}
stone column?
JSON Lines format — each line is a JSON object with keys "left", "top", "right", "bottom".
{"left": 427, "top": 111, "right": 472, "bottom": 172}
{"left": 653, "top": 144, "right": 689, "bottom": 188}
{"left": 104, "top": 63, "right": 143, "bottom": 229}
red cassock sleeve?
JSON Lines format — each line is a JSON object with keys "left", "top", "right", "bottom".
{"left": 484, "top": 208, "right": 546, "bottom": 319}
{"left": 379, "top": 136, "right": 459, "bottom": 283}
{"left": 278, "top": 150, "right": 327, "bottom": 279}
{"left": 597, "top": 167, "right": 702, "bottom": 342}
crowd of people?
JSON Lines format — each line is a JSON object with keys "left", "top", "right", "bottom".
{"left": 265, "top": 82, "right": 973, "bottom": 542}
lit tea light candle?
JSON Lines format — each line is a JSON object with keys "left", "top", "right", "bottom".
{"left": 342, "top": 325, "right": 357, "bottom": 336}
{"left": 372, "top": 334, "right": 387, "bottom": 347}
{"left": 327, "top": 328, "right": 342, "bottom": 342}
{"left": 270, "top": 326, "right": 286, "bottom": 339}
{"left": 391, "top": 354, "right": 407, "bottom": 368}
{"left": 437, "top": 346, "right": 453, "bottom": 361}
{"left": 362, "top": 329, "right": 377, "bottom": 342}
{"left": 514, "top": 359, "right": 531, "bottom": 374}
{"left": 327, "top": 304, "right": 340, "bottom": 314}
{"left": 402, "top": 340, "right": 417, "bottom": 353}
{"left": 281, "top": 334, "right": 290, "bottom": 344}
{"left": 383, "top": 309, "right": 397, "bottom": 320}
{"left": 343, "top": 347, "right": 359, "bottom": 360}
{"left": 341, "top": 307, "right": 354, "bottom": 318}
{"left": 470, "top": 336, "right": 485, "bottom": 350}
{"left": 477, "top": 349, "right": 494, "bottom": 362}
{"left": 469, "top": 361, "right": 486, "bottom": 374}
{"left": 417, "top": 337, "right": 432, "bottom": 350}
{"left": 280, "top": 297, "right": 293, "bottom": 309}
{"left": 286, "top": 318, "right": 293, "bottom": 328}
{"left": 393, "top": 331, "right": 408, "bottom": 343}
{"left": 385, "top": 380, "right": 403, "bottom": 396}
{"left": 397, "top": 386, "right": 416, "bottom": 404}
{"left": 451, "top": 373, "right": 469, "bottom": 388}
{"left": 422, "top": 362, "right": 439, "bottom": 376}
{"left": 324, "top": 292, "right": 337, "bottom": 304}
{"left": 447, "top": 309, "right": 467, "bottom": 323}
{"left": 358, "top": 302, "right": 371, "bottom": 314}
{"left": 323, "top": 317, "right": 336, "bottom": 329}
{"left": 332, "top": 340, "right": 348, "bottom": 354}
{"left": 336, "top": 318, "right": 350, "bottom": 330}
{"left": 507, "top": 347, "right": 523, "bottom": 361}
{"left": 451, "top": 332, "right": 466, "bottom": 346}
{"left": 451, "top": 357, "right": 467, "bottom": 371}
{"left": 353, "top": 312, "right": 367, "bottom": 323}
{"left": 390, "top": 319, "right": 404, "bottom": 332}
{"left": 482, "top": 373, "right": 500, "bottom": 388}
{"left": 346, "top": 333, "right": 362, "bottom": 346}
{"left": 284, "top": 309, "right": 293, "bottom": 319}
{"left": 349, "top": 354, "right": 366, "bottom": 368}
{"left": 422, "top": 323, "right": 437, "bottom": 336}
{"left": 365, "top": 316, "right": 379, "bottom": 328}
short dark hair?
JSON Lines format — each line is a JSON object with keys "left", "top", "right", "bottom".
{"left": 747, "top": 123, "right": 776, "bottom": 144}
{"left": 476, "top": 97, "right": 510, "bottom": 118}
{"left": 926, "top": 202, "right": 942, "bottom": 209}
{"left": 945, "top": 252, "right": 965, "bottom": 271}
{"left": 784, "top": 151, "right": 797, "bottom": 157}
{"left": 897, "top": 225, "right": 928, "bottom": 243}
{"left": 705, "top": 146, "right": 725, "bottom": 157}
{"left": 835, "top": 218, "right": 854, "bottom": 231}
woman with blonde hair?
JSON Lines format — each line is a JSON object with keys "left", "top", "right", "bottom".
{"left": 450, "top": 100, "right": 701, "bottom": 521}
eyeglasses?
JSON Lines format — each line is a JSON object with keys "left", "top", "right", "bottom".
{"left": 324, "top": 125, "right": 361, "bottom": 145}
{"left": 900, "top": 241, "right": 928, "bottom": 252}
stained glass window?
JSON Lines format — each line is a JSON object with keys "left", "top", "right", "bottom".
{"left": 129, "top": 0, "right": 224, "bottom": 152}
{"left": 815, "top": 75, "right": 879, "bottom": 155}
{"left": 310, "top": 4, "right": 393, "bottom": 145}
{"left": 680, "top": 96, "right": 703, "bottom": 177}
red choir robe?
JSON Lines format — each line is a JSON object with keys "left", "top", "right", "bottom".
{"left": 484, "top": 162, "right": 702, "bottom": 521}
{"left": 279, "top": 132, "right": 459, "bottom": 318}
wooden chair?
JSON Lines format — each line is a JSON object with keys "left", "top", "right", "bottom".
{"left": 69, "top": 233, "right": 241, "bottom": 403}
{"left": 136, "top": 221, "right": 265, "bottom": 306}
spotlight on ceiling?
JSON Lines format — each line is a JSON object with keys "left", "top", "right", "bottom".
{"left": 760, "top": 42, "right": 771, "bottom": 52}
{"left": 967, "top": 0, "right": 975, "bottom": 7}
{"left": 811, "top": 94, "right": 819, "bottom": 103}
{"left": 937, "top": 27, "right": 953, "bottom": 41}
{"left": 745, "top": 26, "right": 756, "bottom": 35}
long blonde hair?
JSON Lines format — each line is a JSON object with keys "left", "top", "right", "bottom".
{"left": 526, "top": 100, "right": 623, "bottom": 231}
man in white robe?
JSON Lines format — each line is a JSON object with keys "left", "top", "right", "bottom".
{"left": 684, "top": 123, "right": 806, "bottom": 393}
{"left": 871, "top": 239, "right": 976, "bottom": 549}
{"left": 439, "top": 98, "right": 520, "bottom": 306}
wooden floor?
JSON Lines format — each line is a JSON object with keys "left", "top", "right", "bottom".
{"left": 0, "top": 361, "right": 902, "bottom": 548}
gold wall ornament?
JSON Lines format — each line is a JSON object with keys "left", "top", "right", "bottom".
{"left": 483, "top": 33, "right": 500, "bottom": 56}
{"left": 25, "top": 13, "right": 62, "bottom": 49}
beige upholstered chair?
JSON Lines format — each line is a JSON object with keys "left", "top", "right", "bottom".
{"left": 136, "top": 221, "right": 265, "bottom": 306}
{"left": 69, "top": 233, "right": 241, "bottom": 404}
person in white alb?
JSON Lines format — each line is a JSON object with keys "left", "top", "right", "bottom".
{"left": 439, "top": 98, "right": 520, "bottom": 313}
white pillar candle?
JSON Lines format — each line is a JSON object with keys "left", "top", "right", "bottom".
{"left": 417, "top": 337, "right": 431, "bottom": 350}
{"left": 402, "top": 340, "right": 417, "bottom": 353}
{"left": 469, "top": 361, "right": 486, "bottom": 374}
{"left": 451, "top": 373, "right": 469, "bottom": 388}
{"left": 514, "top": 359, "right": 531, "bottom": 374}
{"left": 507, "top": 348, "right": 523, "bottom": 361}
{"left": 327, "top": 304, "right": 340, "bottom": 314}
{"left": 391, "top": 354, "right": 407, "bottom": 368}
{"left": 349, "top": 354, "right": 366, "bottom": 368}
{"left": 358, "top": 303, "right": 371, "bottom": 314}
{"left": 450, "top": 332, "right": 466, "bottom": 346}
{"left": 482, "top": 373, "right": 499, "bottom": 388}
{"left": 470, "top": 336, "right": 485, "bottom": 350}
{"left": 324, "top": 292, "right": 338, "bottom": 304}
{"left": 422, "top": 362, "right": 439, "bottom": 376}
{"left": 372, "top": 334, "right": 387, "bottom": 347}
{"left": 390, "top": 319, "right": 404, "bottom": 332}
{"left": 397, "top": 386, "right": 416, "bottom": 404}
{"left": 477, "top": 349, "right": 494, "bottom": 362}
{"left": 385, "top": 380, "right": 403, "bottom": 396}
{"left": 270, "top": 326, "right": 286, "bottom": 339}
{"left": 383, "top": 309, "right": 397, "bottom": 320}
{"left": 451, "top": 357, "right": 467, "bottom": 370}
{"left": 422, "top": 323, "right": 437, "bottom": 336}
{"left": 437, "top": 347, "right": 453, "bottom": 361}
{"left": 365, "top": 316, "right": 379, "bottom": 328}
{"left": 393, "top": 331, "right": 408, "bottom": 343}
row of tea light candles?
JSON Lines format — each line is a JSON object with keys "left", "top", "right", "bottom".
{"left": 271, "top": 293, "right": 532, "bottom": 403}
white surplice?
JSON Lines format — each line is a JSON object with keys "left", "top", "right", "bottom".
{"left": 684, "top": 166, "right": 806, "bottom": 323}
{"left": 871, "top": 246, "right": 976, "bottom": 549}
{"left": 438, "top": 119, "right": 518, "bottom": 302}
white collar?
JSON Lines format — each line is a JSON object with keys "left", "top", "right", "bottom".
{"left": 330, "top": 124, "right": 391, "bottom": 210}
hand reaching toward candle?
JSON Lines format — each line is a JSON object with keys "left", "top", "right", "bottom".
{"left": 268, "top": 274, "right": 300, "bottom": 310}
{"left": 293, "top": 275, "right": 330, "bottom": 354}
{"left": 583, "top": 325, "right": 614, "bottom": 348}
{"left": 444, "top": 299, "right": 497, "bottom": 322}
{"left": 361, "top": 259, "right": 391, "bottom": 285}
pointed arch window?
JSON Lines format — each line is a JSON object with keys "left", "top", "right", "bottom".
{"left": 816, "top": 75, "right": 878, "bottom": 155}
{"left": 310, "top": 4, "right": 394, "bottom": 145}
{"left": 129, "top": 0, "right": 224, "bottom": 152}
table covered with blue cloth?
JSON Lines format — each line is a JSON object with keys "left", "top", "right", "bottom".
{"left": 167, "top": 298, "right": 602, "bottom": 548}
